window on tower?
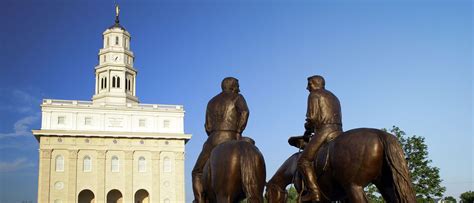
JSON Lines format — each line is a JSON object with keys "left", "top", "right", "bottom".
{"left": 125, "top": 78, "right": 128, "bottom": 91}
{"left": 107, "top": 37, "right": 109, "bottom": 47}
{"left": 115, "top": 36, "right": 119, "bottom": 45}
{"left": 117, "top": 77, "right": 120, "bottom": 88}
{"left": 112, "top": 77, "right": 116, "bottom": 88}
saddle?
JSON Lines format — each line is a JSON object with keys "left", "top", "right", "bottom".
{"left": 288, "top": 133, "right": 339, "bottom": 178}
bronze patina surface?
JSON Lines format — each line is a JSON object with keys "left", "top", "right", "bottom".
{"left": 267, "top": 76, "right": 415, "bottom": 203}
{"left": 192, "top": 77, "right": 265, "bottom": 203}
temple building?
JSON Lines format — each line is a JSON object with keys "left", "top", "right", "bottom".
{"left": 32, "top": 6, "right": 191, "bottom": 203}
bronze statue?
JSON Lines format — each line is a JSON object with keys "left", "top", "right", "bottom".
{"left": 266, "top": 75, "right": 415, "bottom": 202}
{"left": 192, "top": 77, "right": 266, "bottom": 203}
{"left": 298, "top": 75, "right": 343, "bottom": 201}
{"left": 266, "top": 128, "right": 416, "bottom": 203}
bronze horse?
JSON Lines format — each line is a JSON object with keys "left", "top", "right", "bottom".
{"left": 202, "top": 139, "right": 266, "bottom": 203}
{"left": 266, "top": 128, "right": 416, "bottom": 203}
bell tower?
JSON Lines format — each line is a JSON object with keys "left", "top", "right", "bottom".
{"left": 92, "top": 4, "right": 138, "bottom": 105}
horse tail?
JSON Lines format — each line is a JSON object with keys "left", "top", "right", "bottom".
{"left": 380, "top": 132, "right": 417, "bottom": 202}
{"left": 240, "top": 142, "right": 266, "bottom": 203}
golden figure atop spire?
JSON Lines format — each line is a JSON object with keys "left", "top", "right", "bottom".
{"left": 115, "top": 4, "right": 120, "bottom": 17}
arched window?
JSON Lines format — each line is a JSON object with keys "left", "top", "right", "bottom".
{"left": 111, "top": 156, "right": 119, "bottom": 172}
{"left": 164, "top": 157, "right": 171, "bottom": 173}
{"left": 125, "top": 38, "right": 128, "bottom": 49}
{"left": 104, "top": 77, "right": 107, "bottom": 88}
{"left": 112, "top": 77, "right": 116, "bottom": 88}
{"left": 115, "top": 36, "right": 119, "bottom": 45}
{"left": 128, "top": 79, "right": 131, "bottom": 91}
{"left": 55, "top": 155, "right": 64, "bottom": 172}
{"left": 117, "top": 77, "right": 120, "bottom": 88}
{"left": 125, "top": 78, "right": 128, "bottom": 91}
{"left": 83, "top": 156, "right": 91, "bottom": 172}
{"left": 107, "top": 37, "right": 110, "bottom": 46}
{"left": 138, "top": 156, "right": 146, "bottom": 172}
{"left": 101, "top": 78, "right": 104, "bottom": 89}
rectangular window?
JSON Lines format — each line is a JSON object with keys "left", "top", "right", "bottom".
{"left": 139, "top": 119, "right": 146, "bottom": 127}
{"left": 55, "top": 156, "right": 64, "bottom": 172}
{"left": 58, "top": 116, "right": 65, "bottom": 125}
{"left": 84, "top": 117, "right": 92, "bottom": 126}
{"left": 111, "top": 156, "right": 119, "bottom": 172}
{"left": 83, "top": 156, "right": 92, "bottom": 172}
{"left": 138, "top": 157, "right": 146, "bottom": 173}
{"left": 163, "top": 120, "right": 170, "bottom": 128}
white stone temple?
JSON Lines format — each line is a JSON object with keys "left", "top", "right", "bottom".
{"left": 32, "top": 5, "right": 191, "bottom": 203}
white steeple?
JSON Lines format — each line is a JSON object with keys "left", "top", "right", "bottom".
{"left": 92, "top": 4, "right": 138, "bottom": 105}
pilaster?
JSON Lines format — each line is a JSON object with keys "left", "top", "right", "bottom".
{"left": 97, "top": 150, "right": 106, "bottom": 203}
{"left": 68, "top": 149, "right": 78, "bottom": 202}
{"left": 151, "top": 151, "right": 161, "bottom": 202}
{"left": 175, "top": 151, "right": 185, "bottom": 203}
{"left": 124, "top": 150, "right": 134, "bottom": 202}
{"left": 38, "top": 149, "right": 52, "bottom": 203}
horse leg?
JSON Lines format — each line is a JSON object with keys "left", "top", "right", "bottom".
{"left": 373, "top": 175, "right": 399, "bottom": 203}
{"left": 344, "top": 185, "right": 368, "bottom": 203}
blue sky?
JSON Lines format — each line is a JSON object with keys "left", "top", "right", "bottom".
{"left": 0, "top": 0, "right": 472, "bottom": 202}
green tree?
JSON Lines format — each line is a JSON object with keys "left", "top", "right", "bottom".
{"left": 460, "top": 191, "right": 474, "bottom": 203}
{"left": 444, "top": 196, "right": 456, "bottom": 203}
{"left": 287, "top": 186, "right": 298, "bottom": 203}
{"left": 365, "top": 126, "right": 446, "bottom": 202}
{"left": 365, "top": 184, "right": 384, "bottom": 203}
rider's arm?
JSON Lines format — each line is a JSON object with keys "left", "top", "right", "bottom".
{"left": 236, "top": 94, "right": 249, "bottom": 136}
{"left": 304, "top": 93, "right": 319, "bottom": 135}
{"left": 205, "top": 104, "right": 212, "bottom": 136}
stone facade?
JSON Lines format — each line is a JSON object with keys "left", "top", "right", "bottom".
{"left": 32, "top": 7, "right": 191, "bottom": 203}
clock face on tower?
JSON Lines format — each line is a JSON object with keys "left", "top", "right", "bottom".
{"left": 113, "top": 55, "right": 120, "bottom": 62}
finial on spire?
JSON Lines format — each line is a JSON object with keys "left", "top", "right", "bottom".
{"left": 115, "top": 4, "right": 120, "bottom": 24}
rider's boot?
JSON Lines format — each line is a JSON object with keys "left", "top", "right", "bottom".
{"left": 299, "top": 162, "right": 321, "bottom": 202}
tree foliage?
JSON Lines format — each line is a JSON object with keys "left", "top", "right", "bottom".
{"left": 460, "top": 191, "right": 474, "bottom": 203}
{"left": 444, "top": 196, "right": 456, "bottom": 203}
{"left": 287, "top": 186, "right": 299, "bottom": 202}
{"left": 365, "top": 126, "right": 446, "bottom": 202}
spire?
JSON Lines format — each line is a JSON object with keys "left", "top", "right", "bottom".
{"left": 108, "top": 3, "right": 126, "bottom": 31}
